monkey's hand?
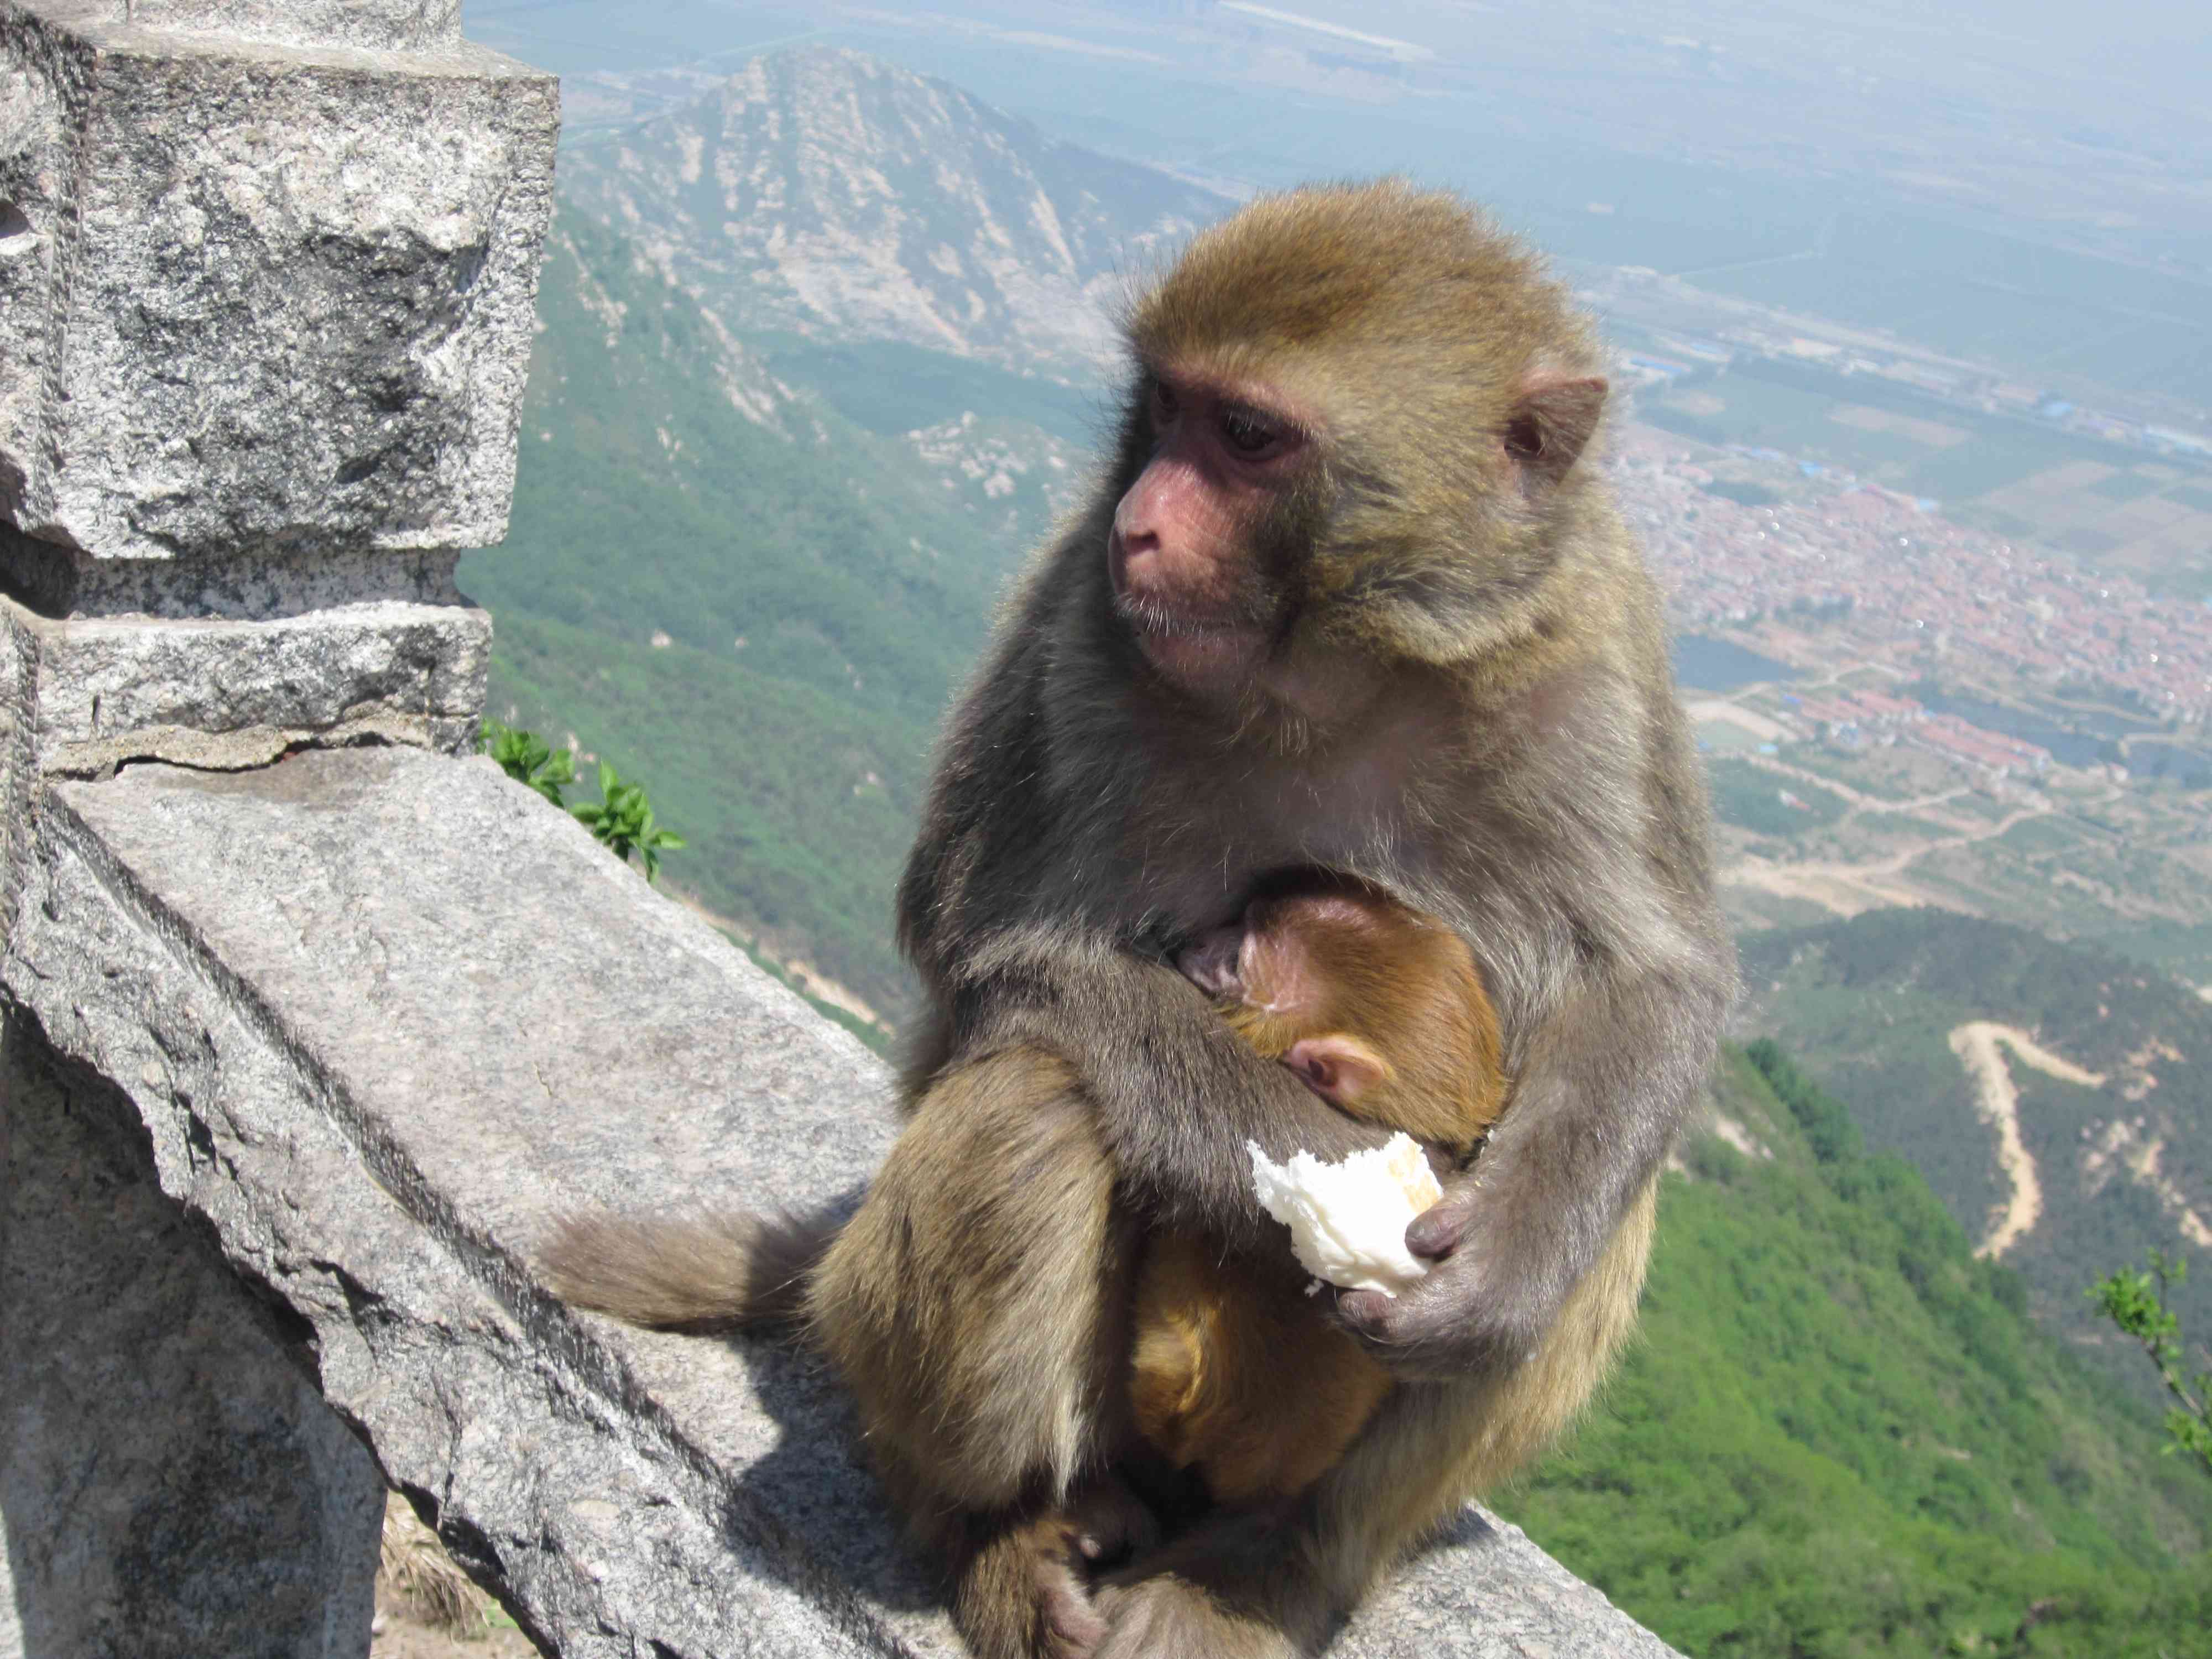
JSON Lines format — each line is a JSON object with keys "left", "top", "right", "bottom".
{"left": 1332, "top": 1170, "right": 1566, "bottom": 1379}
{"left": 1334, "top": 966, "right": 1722, "bottom": 1379}
{"left": 972, "top": 938, "right": 1397, "bottom": 1248}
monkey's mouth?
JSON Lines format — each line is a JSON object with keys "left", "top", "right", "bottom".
{"left": 1112, "top": 593, "right": 1271, "bottom": 690}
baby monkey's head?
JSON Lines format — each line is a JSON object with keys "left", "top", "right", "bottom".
{"left": 1178, "top": 877, "right": 1507, "bottom": 1151}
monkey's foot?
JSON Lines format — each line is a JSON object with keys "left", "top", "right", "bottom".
{"left": 954, "top": 1479, "right": 1162, "bottom": 1659}
{"left": 1092, "top": 1511, "right": 1327, "bottom": 1659}
{"left": 1091, "top": 1574, "right": 1298, "bottom": 1659}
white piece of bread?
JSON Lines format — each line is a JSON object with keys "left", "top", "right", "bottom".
{"left": 1246, "top": 1133, "right": 1442, "bottom": 1296}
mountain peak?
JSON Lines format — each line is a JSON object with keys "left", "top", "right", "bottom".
{"left": 561, "top": 46, "right": 1230, "bottom": 377}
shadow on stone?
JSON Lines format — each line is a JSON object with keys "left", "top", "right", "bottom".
{"left": 0, "top": 1014, "right": 383, "bottom": 1659}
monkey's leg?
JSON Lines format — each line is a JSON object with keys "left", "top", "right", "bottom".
{"left": 1093, "top": 1176, "right": 1660, "bottom": 1659}
{"left": 809, "top": 1046, "right": 1150, "bottom": 1659}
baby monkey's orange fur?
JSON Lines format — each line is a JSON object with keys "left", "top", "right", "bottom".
{"left": 1133, "top": 879, "right": 1509, "bottom": 1503}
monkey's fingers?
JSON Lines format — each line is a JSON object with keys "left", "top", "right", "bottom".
{"left": 953, "top": 1510, "right": 1108, "bottom": 1659}
{"left": 1066, "top": 1474, "right": 1161, "bottom": 1568}
{"left": 1403, "top": 1185, "right": 1476, "bottom": 1260}
{"left": 1334, "top": 1235, "right": 1556, "bottom": 1381}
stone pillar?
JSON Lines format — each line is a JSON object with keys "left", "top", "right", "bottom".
{"left": 0, "top": 4, "right": 555, "bottom": 1654}
{"left": 0, "top": 0, "right": 557, "bottom": 788}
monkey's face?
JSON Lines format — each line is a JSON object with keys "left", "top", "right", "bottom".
{"left": 1120, "top": 182, "right": 1613, "bottom": 679}
{"left": 1108, "top": 367, "right": 1321, "bottom": 703}
{"left": 1176, "top": 895, "right": 1395, "bottom": 1109}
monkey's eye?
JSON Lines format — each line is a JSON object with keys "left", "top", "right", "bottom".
{"left": 1150, "top": 380, "right": 1180, "bottom": 425}
{"left": 1219, "top": 409, "right": 1280, "bottom": 457}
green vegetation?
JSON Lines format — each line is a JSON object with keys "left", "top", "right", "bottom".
{"left": 1737, "top": 909, "right": 2212, "bottom": 1399}
{"left": 571, "top": 760, "right": 686, "bottom": 883}
{"left": 2091, "top": 1251, "right": 2212, "bottom": 1479}
{"left": 481, "top": 720, "right": 686, "bottom": 882}
{"left": 1499, "top": 1042, "right": 2212, "bottom": 1658}
{"left": 478, "top": 718, "right": 576, "bottom": 805}
{"left": 1707, "top": 758, "right": 1850, "bottom": 837}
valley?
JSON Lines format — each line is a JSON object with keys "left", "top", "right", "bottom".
{"left": 446, "top": 20, "right": 2212, "bottom": 1652}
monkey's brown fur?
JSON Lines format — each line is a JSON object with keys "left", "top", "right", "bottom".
{"left": 1130, "top": 880, "right": 1507, "bottom": 1506}
{"left": 888, "top": 180, "right": 1730, "bottom": 1658}
{"left": 552, "top": 180, "right": 1731, "bottom": 1658}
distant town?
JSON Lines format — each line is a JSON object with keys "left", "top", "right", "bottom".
{"left": 1616, "top": 440, "right": 2212, "bottom": 737}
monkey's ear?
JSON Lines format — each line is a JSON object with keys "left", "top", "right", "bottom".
{"left": 1284, "top": 1035, "right": 1391, "bottom": 1106}
{"left": 1503, "top": 376, "right": 1608, "bottom": 487}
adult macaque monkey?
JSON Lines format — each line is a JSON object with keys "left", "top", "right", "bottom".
{"left": 887, "top": 179, "right": 1733, "bottom": 1655}
{"left": 551, "top": 180, "right": 1732, "bottom": 1658}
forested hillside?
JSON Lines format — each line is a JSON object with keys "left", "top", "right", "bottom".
{"left": 458, "top": 207, "right": 1070, "bottom": 1022}
{"left": 1737, "top": 909, "right": 2212, "bottom": 1388}
{"left": 1497, "top": 1043, "right": 2212, "bottom": 1658}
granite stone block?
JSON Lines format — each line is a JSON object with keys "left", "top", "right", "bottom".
{"left": 1, "top": 746, "right": 1681, "bottom": 1657}
{"left": 76, "top": 0, "right": 463, "bottom": 53}
{"left": 0, "top": 1014, "right": 384, "bottom": 1659}
{"left": 0, "top": 1, "right": 556, "bottom": 560}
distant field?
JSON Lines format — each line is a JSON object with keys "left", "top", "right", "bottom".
{"left": 1709, "top": 758, "right": 1849, "bottom": 837}
{"left": 1639, "top": 357, "right": 2133, "bottom": 503}
{"left": 1830, "top": 403, "right": 1968, "bottom": 448}
{"left": 1976, "top": 460, "right": 2212, "bottom": 585}
{"left": 1693, "top": 718, "right": 1764, "bottom": 753}
{"left": 1686, "top": 207, "right": 2212, "bottom": 408}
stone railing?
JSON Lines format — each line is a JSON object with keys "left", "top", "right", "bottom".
{"left": 0, "top": 4, "right": 1679, "bottom": 1654}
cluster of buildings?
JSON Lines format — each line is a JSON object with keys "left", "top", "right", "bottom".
{"left": 1616, "top": 448, "right": 2212, "bottom": 727}
{"left": 1788, "top": 687, "right": 2053, "bottom": 779}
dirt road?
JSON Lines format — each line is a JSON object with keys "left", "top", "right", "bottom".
{"left": 1947, "top": 1021, "right": 2105, "bottom": 1259}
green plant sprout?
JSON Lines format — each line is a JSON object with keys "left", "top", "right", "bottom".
{"left": 2088, "top": 1249, "right": 2212, "bottom": 1479}
{"left": 478, "top": 722, "right": 685, "bottom": 883}
{"left": 572, "top": 759, "right": 687, "bottom": 883}
{"left": 478, "top": 719, "right": 577, "bottom": 806}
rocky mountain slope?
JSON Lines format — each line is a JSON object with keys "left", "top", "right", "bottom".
{"left": 458, "top": 206, "right": 1056, "bottom": 1024}
{"left": 557, "top": 46, "right": 1231, "bottom": 377}
{"left": 1737, "top": 908, "right": 2212, "bottom": 1387}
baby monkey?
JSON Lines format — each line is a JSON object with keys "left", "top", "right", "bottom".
{"left": 1133, "top": 875, "right": 1509, "bottom": 1506}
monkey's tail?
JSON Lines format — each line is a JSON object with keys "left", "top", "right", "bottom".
{"left": 538, "top": 1205, "right": 840, "bottom": 1331}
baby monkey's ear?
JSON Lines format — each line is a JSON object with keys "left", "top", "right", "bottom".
{"left": 1284, "top": 1034, "right": 1391, "bottom": 1107}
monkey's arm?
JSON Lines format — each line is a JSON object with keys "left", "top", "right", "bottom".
{"left": 1337, "top": 951, "right": 1728, "bottom": 1377}
{"left": 957, "top": 931, "right": 1397, "bottom": 1245}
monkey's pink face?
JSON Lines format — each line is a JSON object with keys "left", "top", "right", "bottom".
{"left": 1109, "top": 369, "right": 1314, "bottom": 701}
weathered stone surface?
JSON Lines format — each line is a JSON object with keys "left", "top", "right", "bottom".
{"left": 75, "top": 0, "right": 463, "bottom": 54}
{"left": 0, "top": 531, "right": 475, "bottom": 620}
{"left": 0, "top": 1, "right": 557, "bottom": 560}
{"left": 0, "top": 601, "right": 31, "bottom": 935}
{"left": 0, "top": 589, "right": 489, "bottom": 772}
{"left": 0, "top": 1013, "right": 384, "bottom": 1659}
{"left": 1, "top": 744, "right": 1679, "bottom": 1657}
